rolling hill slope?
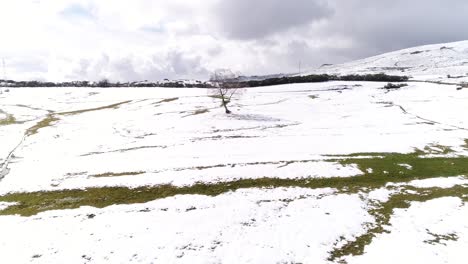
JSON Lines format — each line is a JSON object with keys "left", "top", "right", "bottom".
{"left": 308, "top": 40, "right": 468, "bottom": 83}
{"left": 0, "top": 41, "right": 467, "bottom": 264}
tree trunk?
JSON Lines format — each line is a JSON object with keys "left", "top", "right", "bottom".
{"left": 222, "top": 99, "right": 231, "bottom": 114}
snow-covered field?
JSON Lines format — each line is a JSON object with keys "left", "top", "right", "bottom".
{"left": 0, "top": 42, "right": 467, "bottom": 263}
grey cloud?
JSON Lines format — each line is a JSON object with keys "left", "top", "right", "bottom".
{"left": 68, "top": 52, "right": 209, "bottom": 82}
{"left": 207, "top": 45, "right": 223, "bottom": 57}
{"left": 208, "top": 0, "right": 468, "bottom": 74}
{"left": 166, "top": 51, "right": 208, "bottom": 77}
{"left": 264, "top": 40, "right": 356, "bottom": 74}
{"left": 215, "top": 0, "right": 333, "bottom": 40}
{"left": 7, "top": 1, "right": 468, "bottom": 81}
{"left": 249, "top": 0, "right": 468, "bottom": 72}
{"left": 321, "top": 0, "right": 468, "bottom": 58}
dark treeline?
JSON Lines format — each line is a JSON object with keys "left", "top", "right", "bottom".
{"left": 0, "top": 79, "right": 212, "bottom": 88}
{"left": 1, "top": 73, "right": 409, "bottom": 88}
{"left": 240, "top": 73, "right": 409, "bottom": 87}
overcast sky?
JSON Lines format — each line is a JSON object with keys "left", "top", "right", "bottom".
{"left": 1, "top": 0, "right": 468, "bottom": 81}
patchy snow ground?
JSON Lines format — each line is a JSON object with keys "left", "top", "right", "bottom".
{"left": 0, "top": 81, "right": 466, "bottom": 194}
{"left": 347, "top": 197, "right": 468, "bottom": 264}
{"left": 0, "top": 41, "right": 467, "bottom": 263}
{"left": 0, "top": 188, "right": 376, "bottom": 264}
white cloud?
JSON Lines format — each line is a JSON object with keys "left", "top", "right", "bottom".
{"left": 0, "top": 0, "right": 467, "bottom": 81}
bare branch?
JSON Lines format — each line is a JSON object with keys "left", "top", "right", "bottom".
{"left": 208, "top": 69, "right": 244, "bottom": 114}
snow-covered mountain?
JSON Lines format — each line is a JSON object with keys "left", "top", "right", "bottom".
{"left": 307, "top": 40, "right": 468, "bottom": 83}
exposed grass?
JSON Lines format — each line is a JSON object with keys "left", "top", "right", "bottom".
{"left": 424, "top": 232, "right": 459, "bottom": 246}
{"left": 15, "top": 104, "right": 52, "bottom": 112}
{"left": 0, "top": 149, "right": 467, "bottom": 216}
{"left": 81, "top": 145, "right": 167, "bottom": 157}
{"left": 24, "top": 101, "right": 133, "bottom": 136}
{"left": 0, "top": 109, "right": 22, "bottom": 126}
{"left": 183, "top": 109, "right": 209, "bottom": 117}
{"left": 308, "top": 95, "right": 319, "bottom": 100}
{"left": 0, "top": 113, "right": 17, "bottom": 126}
{"left": 26, "top": 114, "right": 60, "bottom": 136}
{"left": 0, "top": 141, "right": 467, "bottom": 264}
{"left": 413, "top": 144, "right": 455, "bottom": 155}
{"left": 58, "top": 100, "right": 132, "bottom": 116}
{"left": 89, "top": 171, "right": 146, "bottom": 178}
{"left": 328, "top": 144, "right": 455, "bottom": 158}
{"left": 329, "top": 184, "right": 468, "bottom": 262}
{"left": 153, "top": 98, "right": 179, "bottom": 106}
{"left": 324, "top": 143, "right": 468, "bottom": 262}
{"left": 336, "top": 155, "right": 468, "bottom": 187}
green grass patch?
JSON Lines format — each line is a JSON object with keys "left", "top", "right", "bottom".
{"left": 0, "top": 109, "right": 21, "bottom": 126}
{"left": 329, "top": 184, "right": 468, "bottom": 262}
{"left": 89, "top": 171, "right": 146, "bottom": 178}
{"left": 413, "top": 144, "right": 455, "bottom": 155}
{"left": 326, "top": 143, "right": 468, "bottom": 262}
{"left": 58, "top": 100, "right": 132, "bottom": 116}
{"left": 0, "top": 151, "right": 467, "bottom": 216}
{"left": 6, "top": 127, "right": 461, "bottom": 261}
{"left": 24, "top": 101, "right": 133, "bottom": 136}
{"left": 26, "top": 114, "right": 60, "bottom": 136}
{"left": 337, "top": 154, "right": 468, "bottom": 186}
{"left": 0, "top": 113, "right": 17, "bottom": 126}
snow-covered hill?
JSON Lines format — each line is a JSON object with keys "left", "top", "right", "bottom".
{"left": 307, "top": 40, "right": 468, "bottom": 83}
{"left": 0, "top": 41, "right": 467, "bottom": 264}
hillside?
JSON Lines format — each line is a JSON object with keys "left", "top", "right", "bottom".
{"left": 308, "top": 40, "right": 468, "bottom": 84}
{"left": 0, "top": 41, "right": 467, "bottom": 263}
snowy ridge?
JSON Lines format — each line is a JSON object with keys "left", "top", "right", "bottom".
{"left": 307, "top": 40, "right": 468, "bottom": 83}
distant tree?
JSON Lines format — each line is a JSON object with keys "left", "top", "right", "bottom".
{"left": 97, "top": 78, "right": 110, "bottom": 88}
{"left": 209, "top": 69, "right": 243, "bottom": 114}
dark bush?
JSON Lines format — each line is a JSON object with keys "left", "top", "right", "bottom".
{"left": 383, "top": 83, "right": 408, "bottom": 90}
{"left": 96, "top": 79, "right": 111, "bottom": 88}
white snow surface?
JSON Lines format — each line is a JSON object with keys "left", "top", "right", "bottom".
{"left": 0, "top": 188, "right": 374, "bottom": 264}
{"left": 306, "top": 40, "right": 468, "bottom": 84}
{"left": 0, "top": 40, "right": 467, "bottom": 263}
{"left": 0, "top": 202, "right": 17, "bottom": 211}
{"left": 0, "top": 81, "right": 466, "bottom": 194}
{"left": 407, "top": 176, "right": 468, "bottom": 189}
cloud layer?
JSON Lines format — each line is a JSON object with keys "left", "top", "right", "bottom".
{"left": 1, "top": 0, "right": 467, "bottom": 81}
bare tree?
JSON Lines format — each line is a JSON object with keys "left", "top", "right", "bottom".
{"left": 209, "top": 69, "right": 243, "bottom": 114}
{"left": 96, "top": 78, "right": 111, "bottom": 88}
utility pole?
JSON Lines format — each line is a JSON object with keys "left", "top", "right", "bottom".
{"left": 0, "top": 58, "right": 6, "bottom": 94}
{"left": 1, "top": 58, "right": 5, "bottom": 81}
{"left": 299, "top": 60, "right": 302, "bottom": 76}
